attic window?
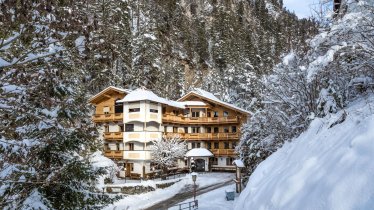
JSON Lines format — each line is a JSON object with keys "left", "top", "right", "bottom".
{"left": 103, "top": 106, "right": 110, "bottom": 114}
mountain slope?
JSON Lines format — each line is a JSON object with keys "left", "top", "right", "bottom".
{"left": 234, "top": 95, "right": 374, "bottom": 210}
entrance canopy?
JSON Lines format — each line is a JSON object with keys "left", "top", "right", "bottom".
{"left": 185, "top": 148, "right": 214, "bottom": 157}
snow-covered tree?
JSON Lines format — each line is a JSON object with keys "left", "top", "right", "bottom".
{"left": 150, "top": 136, "right": 187, "bottom": 177}
{"left": 0, "top": 1, "right": 117, "bottom": 209}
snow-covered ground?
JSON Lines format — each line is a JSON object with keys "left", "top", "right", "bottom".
{"left": 234, "top": 95, "right": 374, "bottom": 210}
{"left": 105, "top": 172, "right": 235, "bottom": 210}
{"left": 169, "top": 184, "right": 237, "bottom": 210}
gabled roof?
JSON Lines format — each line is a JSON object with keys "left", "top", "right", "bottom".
{"left": 89, "top": 86, "right": 130, "bottom": 104}
{"left": 178, "top": 88, "right": 251, "bottom": 115}
{"left": 117, "top": 88, "right": 185, "bottom": 109}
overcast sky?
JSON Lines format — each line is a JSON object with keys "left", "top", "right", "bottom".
{"left": 283, "top": 0, "right": 320, "bottom": 19}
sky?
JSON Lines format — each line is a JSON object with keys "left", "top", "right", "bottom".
{"left": 283, "top": 0, "right": 320, "bottom": 19}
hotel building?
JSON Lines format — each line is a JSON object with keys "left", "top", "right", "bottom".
{"left": 89, "top": 86, "right": 249, "bottom": 178}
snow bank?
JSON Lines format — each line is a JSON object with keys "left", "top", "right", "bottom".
{"left": 90, "top": 151, "right": 118, "bottom": 189}
{"left": 235, "top": 95, "right": 374, "bottom": 210}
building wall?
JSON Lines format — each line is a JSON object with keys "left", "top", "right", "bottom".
{"left": 91, "top": 88, "right": 248, "bottom": 176}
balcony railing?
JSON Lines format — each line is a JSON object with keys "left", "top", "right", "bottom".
{"left": 104, "top": 150, "right": 123, "bottom": 158}
{"left": 104, "top": 132, "right": 123, "bottom": 140}
{"left": 92, "top": 113, "right": 123, "bottom": 122}
{"left": 162, "top": 115, "right": 238, "bottom": 124}
{"left": 165, "top": 132, "right": 239, "bottom": 140}
{"left": 210, "top": 149, "right": 237, "bottom": 156}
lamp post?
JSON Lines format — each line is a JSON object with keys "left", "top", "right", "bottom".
{"left": 124, "top": 168, "right": 127, "bottom": 183}
{"left": 191, "top": 172, "right": 198, "bottom": 208}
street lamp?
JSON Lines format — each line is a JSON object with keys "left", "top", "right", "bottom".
{"left": 124, "top": 168, "right": 127, "bottom": 183}
{"left": 191, "top": 172, "right": 198, "bottom": 208}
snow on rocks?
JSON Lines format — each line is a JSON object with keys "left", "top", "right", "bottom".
{"left": 234, "top": 95, "right": 374, "bottom": 210}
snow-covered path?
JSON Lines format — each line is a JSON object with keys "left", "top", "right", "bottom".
{"left": 168, "top": 184, "right": 237, "bottom": 210}
{"left": 105, "top": 172, "right": 235, "bottom": 210}
{"left": 146, "top": 179, "right": 233, "bottom": 210}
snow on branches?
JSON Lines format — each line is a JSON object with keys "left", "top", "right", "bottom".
{"left": 150, "top": 135, "right": 187, "bottom": 170}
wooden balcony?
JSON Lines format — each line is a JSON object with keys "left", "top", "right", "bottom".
{"left": 92, "top": 113, "right": 123, "bottom": 122}
{"left": 165, "top": 132, "right": 239, "bottom": 140}
{"left": 104, "top": 132, "right": 123, "bottom": 140}
{"left": 210, "top": 149, "right": 237, "bottom": 156}
{"left": 162, "top": 115, "right": 239, "bottom": 124}
{"left": 104, "top": 150, "right": 123, "bottom": 159}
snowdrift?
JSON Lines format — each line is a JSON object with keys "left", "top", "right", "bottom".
{"left": 235, "top": 96, "right": 374, "bottom": 210}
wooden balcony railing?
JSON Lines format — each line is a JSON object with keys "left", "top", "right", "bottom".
{"left": 210, "top": 149, "right": 237, "bottom": 156}
{"left": 92, "top": 113, "right": 123, "bottom": 122}
{"left": 165, "top": 132, "right": 239, "bottom": 140}
{"left": 104, "top": 150, "right": 123, "bottom": 158}
{"left": 104, "top": 132, "right": 123, "bottom": 140}
{"left": 162, "top": 115, "right": 238, "bottom": 124}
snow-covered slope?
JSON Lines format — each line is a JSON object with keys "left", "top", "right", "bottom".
{"left": 235, "top": 95, "right": 374, "bottom": 210}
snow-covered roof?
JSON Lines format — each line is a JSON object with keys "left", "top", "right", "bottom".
{"left": 179, "top": 88, "right": 251, "bottom": 115}
{"left": 233, "top": 159, "right": 245, "bottom": 168}
{"left": 89, "top": 86, "right": 130, "bottom": 103}
{"left": 179, "top": 101, "right": 207, "bottom": 106}
{"left": 185, "top": 148, "right": 214, "bottom": 157}
{"left": 117, "top": 89, "right": 185, "bottom": 109}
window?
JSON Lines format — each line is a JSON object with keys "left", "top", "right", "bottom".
{"left": 197, "top": 142, "right": 201, "bottom": 148}
{"left": 129, "top": 108, "right": 140, "bottom": 112}
{"left": 119, "top": 125, "right": 124, "bottom": 132}
{"left": 172, "top": 110, "right": 178, "bottom": 115}
{"left": 224, "top": 127, "right": 229, "bottom": 133}
{"left": 184, "top": 127, "right": 188, "bottom": 133}
{"left": 103, "top": 106, "right": 110, "bottom": 114}
{"left": 232, "top": 126, "right": 237, "bottom": 133}
{"left": 211, "top": 157, "right": 218, "bottom": 165}
{"left": 207, "top": 112, "right": 211, "bottom": 117}
{"left": 224, "top": 142, "right": 229, "bottom": 149}
{"left": 104, "top": 143, "right": 109, "bottom": 150}
{"left": 150, "top": 109, "right": 158, "bottom": 113}
{"left": 206, "top": 127, "right": 211, "bottom": 133}
{"left": 191, "top": 142, "right": 196, "bottom": 149}
{"left": 128, "top": 143, "right": 134, "bottom": 151}
{"left": 173, "top": 127, "right": 178, "bottom": 133}
{"left": 223, "top": 111, "right": 229, "bottom": 117}
{"left": 125, "top": 124, "right": 134, "bottom": 132}
{"left": 207, "top": 142, "right": 211, "bottom": 149}
{"left": 162, "top": 107, "right": 166, "bottom": 114}
{"left": 115, "top": 103, "right": 123, "bottom": 113}
{"left": 192, "top": 111, "right": 200, "bottom": 117}
{"left": 116, "top": 143, "right": 120, "bottom": 150}
{"left": 214, "top": 127, "right": 219, "bottom": 133}
{"left": 104, "top": 125, "right": 109, "bottom": 133}
{"left": 192, "top": 127, "right": 200, "bottom": 133}
{"left": 226, "top": 157, "right": 235, "bottom": 166}
{"left": 214, "top": 142, "right": 219, "bottom": 149}
{"left": 213, "top": 111, "right": 219, "bottom": 117}
{"left": 232, "top": 142, "right": 236, "bottom": 149}
{"left": 164, "top": 126, "right": 168, "bottom": 133}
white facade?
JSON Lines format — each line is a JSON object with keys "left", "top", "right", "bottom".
{"left": 122, "top": 100, "right": 163, "bottom": 177}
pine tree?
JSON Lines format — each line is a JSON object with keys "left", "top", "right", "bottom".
{"left": 0, "top": 1, "right": 117, "bottom": 208}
